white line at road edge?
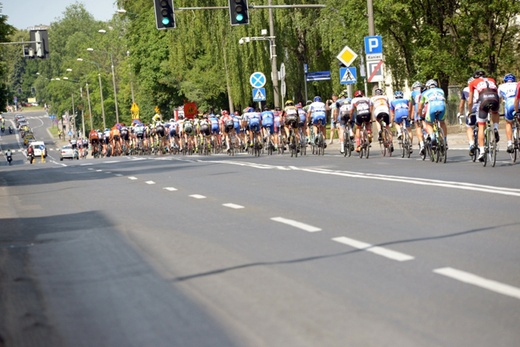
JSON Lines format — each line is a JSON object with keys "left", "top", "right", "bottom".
{"left": 223, "top": 203, "right": 245, "bottom": 209}
{"left": 271, "top": 217, "right": 322, "bottom": 232}
{"left": 332, "top": 236, "right": 414, "bottom": 261}
{"left": 207, "top": 160, "right": 520, "bottom": 197}
{"left": 434, "top": 267, "right": 520, "bottom": 300}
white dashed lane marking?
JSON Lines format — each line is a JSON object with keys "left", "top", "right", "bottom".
{"left": 163, "top": 187, "right": 178, "bottom": 191}
{"left": 190, "top": 194, "right": 206, "bottom": 199}
{"left": 145, "top": 181, "right": 156, "bottom": 185}
{"left": 434, "top": 267, "right": 520, "bottom": 300}
{"left": 223, "top": 203, "right": 245, "bottom": 209}
{"left": 271, "top": 217, "right": 322, "bottom": 232}
{"left": 332, "top": 236, "right": 414, "bottom": 262}
{"left": 128, "top": 176, "right": 138, "bottom": 180}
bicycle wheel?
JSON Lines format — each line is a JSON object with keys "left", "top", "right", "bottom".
{"left": 489, "top": 130, "right": 497, "bottom": 167}
{"left": 482, "top": 131, "right": 489, "bottom": 167}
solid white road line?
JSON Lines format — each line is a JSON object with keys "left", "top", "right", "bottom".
{"left": 434, "top": 267, "right": 520, "bottom": 300}
{"left": 190, "top": 194, "right": 206, "bottom": 199}
{"left": 163, "top": 187, "right": 178, "bottom": 191}
{"left": 332, "top": 236, "right": 414, "bottom": 262}
{"left": 271, "top": 217, "right": 322, "bottom": 232}
{"left": 223, "top": 203, "right": 244, "bottom": 209}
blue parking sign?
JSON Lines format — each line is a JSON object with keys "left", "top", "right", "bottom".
{"left": 364, "top": 36, "right": 383, "bottom": 54}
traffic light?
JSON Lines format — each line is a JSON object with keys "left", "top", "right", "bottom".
{"left": 154, "top": 0, "right": 176, "bottom": 29}
{"left": 29, "top": 29, "right": 49, "bottom": 58}
{"left": 229, "top": 0, "right": 249, "bottom": 26}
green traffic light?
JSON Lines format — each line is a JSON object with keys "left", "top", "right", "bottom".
{"left": 162, "top": 17, "right": 171, "bottom": 25}
{"left": 236, "top": 14, "right": 244, "bottom": 22}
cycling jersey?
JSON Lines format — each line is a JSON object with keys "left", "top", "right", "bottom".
{"left": 420, "top": 87, "right": 446, "bottom": 123}
{"left": 498, "top": 81, "right": 518, "bottom": 121}
{"left": 390, "top": 98, "right": 410, "bottom": 124}
{"left": 371, "top": 95, "right": 390, "bottom": 123}
{"left": 409, "top": 88, "right": 422, "bottom": 121}
{"left": 351, "top": 96, "right": 372, "bottom": 126}
{"left": 208, "top": 116, "right": 220, "bottom": 134}
{"left": 308, "top": 101, "right": 326, "bottom": 125}
{"left": 469, "top": 77, "right": 499, "bottom": 121}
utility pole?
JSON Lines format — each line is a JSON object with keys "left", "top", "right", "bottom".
{"left": 268, "top": 0, "right": 280, "bottom": 109}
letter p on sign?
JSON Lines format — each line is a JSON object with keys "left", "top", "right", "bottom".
{"left": 364, "top": 36, "right": 383, "bottom": 54}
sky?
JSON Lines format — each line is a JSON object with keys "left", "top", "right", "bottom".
{"left": 1, "top": 0, "right": 118, "bottom": 29}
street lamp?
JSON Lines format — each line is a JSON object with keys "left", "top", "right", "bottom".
{"left": 239, "top": 31, "right": 279, "bottom": 107}
{"left": 78, "top": 57, "right": 106, "bottom": 130}
{"left": 87, "top": 46, "right": 119, "bottom": 123}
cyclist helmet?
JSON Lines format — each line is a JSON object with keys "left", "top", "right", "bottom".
{"left": 285, "top": 100, "right": 294, "bottom": 106}
{"left": 338, "top": 91, "right": 346, "bottom": 98}
{"left": 222, "top": 110, "right": 228, "bottom": 115}
{"left": 473, "top": 69, "right": 486, "bottom": 78}
{"left": 354, "top": 90, "right": 364, "bottom": 97}
{"left": 504, "top": 73, "right": 516, "bottom": 82}
{"left": 313, "top": 96, "right": 322, "bottom": 102}
{"left": 394, "top": 91, "right": 404, "bottom": 99}
{"left": 425, "top": 79, "right": 438, "bottom": 89}
{"left": 374, "top": 88, "right": 383, "bottom": 95}
{"left": 412, "top": 81, "right": 422, "bottom": 89}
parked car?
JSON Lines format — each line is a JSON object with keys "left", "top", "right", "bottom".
{"left": 60, "top": 145, "right": 79, "bottom": 160}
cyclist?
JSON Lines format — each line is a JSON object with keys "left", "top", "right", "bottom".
{"left": 459, "top": 77, "right": 479, "bottom": 156}
{"left": 328, "top": 94, "right": 339, "bottom": 144}
{"left": 467, "top": 70, "right": 500, "bottom": 162}
{"left": 498, "top": 73, "right": 517, "bottom": 153}
{"left": 390, "top": 90, "right": 413, "bottom": 153}
{"left": 283, "top": 100, "right": 299, "bottom": 149}
{"left": 307, "top": 96, "right": 327, "bottom": 147}
{"left": 208, "top": 112, "right": 221, "bottom": 149}
{"left": 337, "top": 92, "right": 353, "bottom": 154}
{"left": 261, "top": 106, "right": 275, "bottom": 149}
{"left": 409, "top": 81, "right": 425, "bottom": 154}
{"left": 371, "top": 88, "right": 393, "bottom": 152}
{"left": 351, "top": 90, "right": 373, "bottom": 152}
{"left": 297, "top": 102, "right": 309, "bottom": 143}
{"left": 418, "top": 79, "right": 448, "bottom": 150}
{"left": 245, "top": 108, "right": 262, "bottom": 148}
{"left": 221, "top": 110, "right": 235, "bottom": 152}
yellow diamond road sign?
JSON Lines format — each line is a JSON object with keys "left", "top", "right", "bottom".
{"left": 337, "top": 45, "right": 358, "bottom": 67}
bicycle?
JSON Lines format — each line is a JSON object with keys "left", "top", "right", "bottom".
{"left": 311, "top": 119, "right": 325, "bottom": 155}
{"left": 508, "top": 114, "right": 519, "bottom": 163}
{"left": 481, "top": 113, "right": 498, "bottom": 167}
{"left": 397, "top": 118, "right": 412, "bottom": 158}
{"left": 358, "top": 121, "right": 371, "bottom": 159}
{"left": 378, "top": 120, "right": 393, "bottom": 157}
{"left": 286, "top": 125, "right": 299, "bottom": 158}
{"left": 428, "top": 118, "right": 447, "bottom": 163}
{"left": 343, "top": 122, "right": 354, "bottom": 157}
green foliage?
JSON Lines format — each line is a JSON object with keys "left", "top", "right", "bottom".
{"left": 2, "top": 0, "right": 520, "bottom": 127}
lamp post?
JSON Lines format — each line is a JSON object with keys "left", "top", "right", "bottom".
{"left": 97, "top": 28, "right": 119, "bottom": 122}
{"left": 239, "top": 31, "right": 278, "bottom": 107}
{"left": 78, "top": 58, "right": 106, "bottom": 130}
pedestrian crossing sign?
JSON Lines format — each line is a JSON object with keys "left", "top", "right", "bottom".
{"left": 252, "top": 88, "right": 266, "bottom": 102}
{"left": 340, "top": 67, "right": 357, "bottom": 85}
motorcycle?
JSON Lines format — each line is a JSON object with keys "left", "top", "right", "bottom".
{"left": 27, "top": 151, "right": 35, "bottom": 164}
{"left": 5, "top": 152, "right": 12, "bottom": 165}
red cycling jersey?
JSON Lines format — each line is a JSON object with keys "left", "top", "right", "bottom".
{"left": 468, "top": 77, "right": 498, "bottom": 94}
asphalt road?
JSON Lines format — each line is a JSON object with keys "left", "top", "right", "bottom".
{"left": 1, "top": 111, "right": 519, "bottom": 347}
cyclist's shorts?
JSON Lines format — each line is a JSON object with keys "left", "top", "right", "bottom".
{"left": 466, "top": 114, "right": 477, "bottom": 127}
{"left": 424, "top": 104, "right": 446, "bottom": 123}
{"left": 376, "top": 112, "right": 390, "bottom": 125}
{"left": 312, "top": 115, "right": 326, "bottom": 126}
{"left": 355, "top": 113, "right": 371, "bottom": 126}
{"left": 249, "top": 123, "right": 260, "bottom": 132}
{"left": 478, "top": 91, "right": 499, "bottom": 122}
{"left": 395, "top": 116, "right": 410, "bottom": 127}
{"left": 504, "top": 99, "right": 515, "bottom": 121}
{"left": 200, "top": 125, "right": 210, "bottom": 136}
{"left": 339, "top": 113, "right": 351, "bottom": 126}
{"left": 263, "top": 124, "right": 274, "bottom": 135}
